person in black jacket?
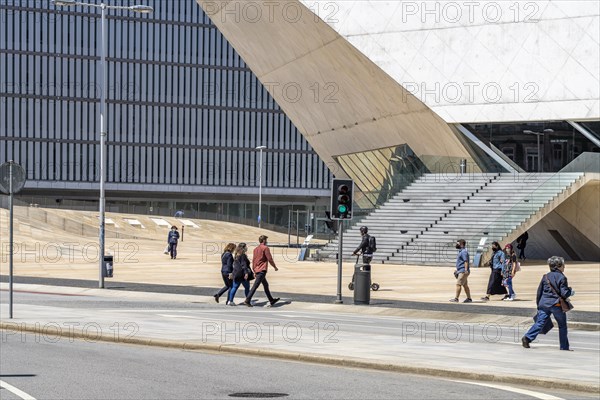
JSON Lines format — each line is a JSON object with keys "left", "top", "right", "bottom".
{"left": 227, "top": 243, "right": 252, "bottom": 306}
{"left": 516, "top": 231, "right": 529, "bottom": 260}
{"left": 352, "top": 226, "right": 374, "bottom": 265}
{"left": 522, "top": 256, "right": 574, "bottom": 350}
{"left": 167, "top": 226, "right": 180, "bottom": 259}
{"left": 214, "top": 243, "right": 236, "bottom": 304}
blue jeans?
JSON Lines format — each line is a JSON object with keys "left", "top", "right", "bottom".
{"left": 525, "top": 306, "right": 569, "bottom": 350}
{"left": 169, "top": 243, "right": 177, "bottom": 258}
{"left": 228, "top": 280, "right": 250, "bottom": 303}
{"left": 505, "top": 277, "right": 515, "bottom": 297}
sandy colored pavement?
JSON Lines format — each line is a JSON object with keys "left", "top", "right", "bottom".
{"left": 1, "top": 207, "right": 598, "bottom": 314}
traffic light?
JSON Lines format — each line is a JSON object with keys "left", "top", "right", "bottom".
{"left": 331, "top": 178, "right": 354, "bottom": 220}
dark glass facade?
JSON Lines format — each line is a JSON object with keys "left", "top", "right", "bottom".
{"left": 463, "top": 121, "right": 599, "bottom": 172}
{"left": 0, "top": 1, "right": 331, "bottom": 205}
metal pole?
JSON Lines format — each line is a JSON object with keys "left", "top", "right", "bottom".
{"left": 537, "top": 134, "right": 541, "bottom": 172}
{"left": 287, "top": 209, "right": 291, "bottom": 247}
{"left": 98, "top": 3, "right": 107, "bottom": 288}
{"left": 258, "top": 148, "right": 263, "bottom": 228}
{"left": 9, "top": 161, "right": 14, "bottom": 318}
{"left": 335, "top": 220, "right": 343, "bottom": 304}
{"left": 296, "top": 209, "right": 300, "bottom": 247}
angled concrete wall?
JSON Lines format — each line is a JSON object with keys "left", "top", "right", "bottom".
{"left": 510, "top": 178, "right": 600, "bottom": 261}
{"left": 197, "top": 0, "right": 479, "bottom": 176}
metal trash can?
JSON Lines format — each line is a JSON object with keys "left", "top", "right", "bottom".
{"left": 353, "top": 264, "right": 371, "bottom": 305}
{"left": 103, "top": 255, "right": 114, "bottom": 278}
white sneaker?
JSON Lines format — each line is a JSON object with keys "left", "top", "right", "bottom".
{"left": 506, "top": 297, "right": 515, "bottom": 301}
{"left": 228, "top": 302, "right": 237, "bottom": 306}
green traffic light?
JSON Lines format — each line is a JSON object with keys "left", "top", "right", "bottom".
{"left": 338, "top": 205, "right": 347, "bottom": 213}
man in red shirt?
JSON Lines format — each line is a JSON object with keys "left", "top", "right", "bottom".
{"left": 244, "top": 235, "right": 280, "bottom": 307}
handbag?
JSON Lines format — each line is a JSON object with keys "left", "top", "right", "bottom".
{"left": 544, "top": 274, "right": 574, "bottom": 312}
{"left": 247, "top": 269, "right": 255, "bottom": 281}
{"left": 453, "top": 270, "right": 459, "bottom": 279}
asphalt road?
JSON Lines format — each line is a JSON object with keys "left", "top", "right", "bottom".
{"left": 1, "top": 334, "right": 595, "bottom": 400}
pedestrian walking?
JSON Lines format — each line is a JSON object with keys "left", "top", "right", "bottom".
{"left": 522, "top": 256, "right": 574, "bottom": 350}
{"left": 517, "top": 231, "right": 529, "bottom": 260}
{"left": 243, "top": 235, "right": 280, "bottom": 307}
{"left": 214, "top": 243, "right": 235, "bottom": 304}
{"left": 502, "top": 244, "right": 519, "bottom": 301}
{"left": 450, "top": 239, "right": 472, "bottom": 303}
{"left": 227, "top": 243, "right": 253, "bottom": 306}
{"left": 481, "top": 241, "right": 507, "bottom": 301}
{"left": 167, "top": 226, "right": 180, "bottom": 259}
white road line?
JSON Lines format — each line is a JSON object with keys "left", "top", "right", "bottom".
{"left": 0, "top": 380, "right": 37, "bottom": 400}
{"left": 449, "top": 379, "right": 564, "bottom": 400}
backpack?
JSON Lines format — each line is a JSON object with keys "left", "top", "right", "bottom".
{"left": 368, "top": 235, "right": 377, "bottom": 253}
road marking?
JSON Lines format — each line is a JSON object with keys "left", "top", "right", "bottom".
{"left": 0, "top": 380, "right": 37, "bottom": 400}
{"left": 449, "top": 379, "right": 564, "bottom": 400}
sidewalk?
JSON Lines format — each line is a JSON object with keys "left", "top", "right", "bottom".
{"left": 1, "top": 210, "right": 599, "bottom": 392}
{"left": 1, "top": 283, "right": 599, "bottom": 394}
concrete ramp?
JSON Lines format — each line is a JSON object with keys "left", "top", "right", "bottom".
{"left": 178, "top": 219, "right": 199, "bottom": 229}
{"left": 150, "top": 218, "right": 171, "bottom": 228}
{"left": 124, "top": 219, "right": 145, "bottom": 229}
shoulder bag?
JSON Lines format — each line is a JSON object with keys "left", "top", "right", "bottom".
{"left": 544, "top": 274, "right": 574, "bottom": 312}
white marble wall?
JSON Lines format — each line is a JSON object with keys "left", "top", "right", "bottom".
{"left": 302, "top": 0, "right": 600, "bottom": 123}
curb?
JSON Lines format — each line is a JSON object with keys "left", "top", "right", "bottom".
{"left": 2, "top": 321, "right": 598, "bottom": 394}
{"left": 3, "top": 282, "right": 598, "bottom": 332}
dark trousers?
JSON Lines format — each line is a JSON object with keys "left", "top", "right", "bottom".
{"left": 246, "top": 271, "right": 274, "bottom": 303}
{"left": 169, "top": 243, "right": 178, "bottom": 258}
{"left": 519, "top": 245, "right": 527, "bottom": 259}
{"left": 525, "top": 306, "right": 569, "bottom": 350}
{"left": 216, "top": 273, "right": 232, "bottom": 297}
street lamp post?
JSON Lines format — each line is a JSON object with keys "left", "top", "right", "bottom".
{"left": 523, "top": 129, "right": 554, "bottom": 172}
{"left": 256, "top": 146, "right": 267, "bottom": 228}
{"left": 51, "top": 0, "right": 153, "bottom": 288}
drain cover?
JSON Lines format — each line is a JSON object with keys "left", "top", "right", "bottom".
{"left": 229, "top": 394, "right": 288, "bottom": 398}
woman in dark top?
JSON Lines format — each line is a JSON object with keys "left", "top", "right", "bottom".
{"left": 214, "top": 243, "right": 236, "bottom": 304}
{"left": 227, "top": 243, "right": 252, "bottom": 306}
{"left": 522, "top": 256, "right": 574, "bottom": 350}
{"left": 501, "top": 244, "right": 518, "bottom": 301}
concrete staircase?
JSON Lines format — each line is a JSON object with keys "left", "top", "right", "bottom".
{"left": 316, "top": 172, "right": 585, "bottom": 266}
{"left": 316, "top": 173, "right": 499, "bottom": 263}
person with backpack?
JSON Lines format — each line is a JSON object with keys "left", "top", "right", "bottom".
{"left": 167, "top": 226, "right": 180, "bottom": 259}
{"left": 214, "top": 243, "right": 235, "bottom": 304}
{"left": 352, "top": 226, "right": 376, "bottom": 265}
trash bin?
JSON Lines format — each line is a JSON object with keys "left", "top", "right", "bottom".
{"left": 103, "top": 255, "right": 114, "bottom": 278}
{"left": 353, "top": 264, "right": 371, "bottom": 305}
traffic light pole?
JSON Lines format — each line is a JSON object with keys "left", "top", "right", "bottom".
{"left": 335, "top": 220, "right": 343, "bottom": 304}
